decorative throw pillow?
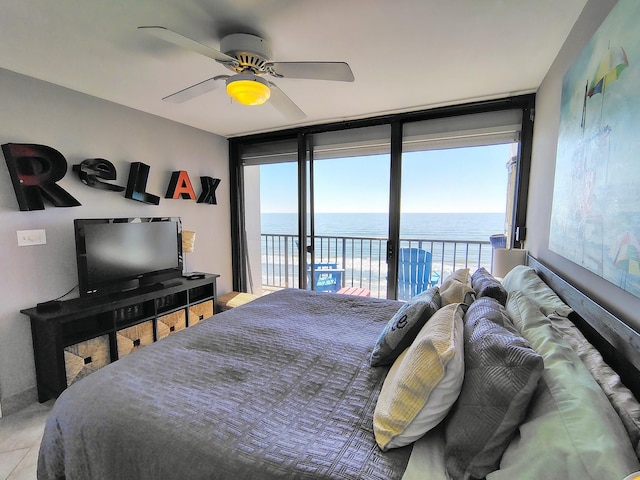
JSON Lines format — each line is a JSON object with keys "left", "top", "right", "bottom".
{"left": 444, "top": 297, "right": 543, "bottom": 480}
{"left": 370, "top": 287, "right": 441, "bottom": 367}
{"left": 490, "top": 291, "right": 640, "bottom": 479}
{"left": 460, "top": 296, "right": 517, "bottom": 334}
{"left": 471, "top": 267, "right": 508, "bottom": 306}
{"left": 440, "top": 269, "right": 475, "bottom": 306}
{"left": 374, "top": 303, "right": 466, "bottom": 451}
{"left": 500, "top": 265, "right": 572, "bottom": 317}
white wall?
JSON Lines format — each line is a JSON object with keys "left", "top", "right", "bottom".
{"left": 244, "top": 166, "right": 264, "bottom": 296}
{"left": 0, "top": 68, "right": 232, "bottom": 414}
{"left": 528, "top": 0, "right": 640, "bottom": 331}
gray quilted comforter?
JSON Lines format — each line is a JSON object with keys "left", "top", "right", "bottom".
{"left": 38, "top": 289, "right": 413, "bottom": 480}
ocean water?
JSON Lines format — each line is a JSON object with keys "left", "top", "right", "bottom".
{"left": 262, "top": 212, "right": 505, "bottom": 241}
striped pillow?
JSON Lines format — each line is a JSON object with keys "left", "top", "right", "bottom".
{"left": 374, "top": 303, "right": 466, "bottom": 451}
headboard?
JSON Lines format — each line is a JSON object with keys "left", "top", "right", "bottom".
{"left": 527, "top": 256, "right": 640, "bottom": 399}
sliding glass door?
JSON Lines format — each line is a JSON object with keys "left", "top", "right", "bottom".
{"left": 240, "top": 138, "right": 300, "bottom": 296}
{"left": 306, "top": 125, "right": 391, "bottom": 297}
{"left": 395, "top": 110, "right": 522, "bottom": 299}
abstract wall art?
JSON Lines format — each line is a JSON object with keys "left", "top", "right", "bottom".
{"left": 550, "top": 0, "right": 640, "bottom": 296}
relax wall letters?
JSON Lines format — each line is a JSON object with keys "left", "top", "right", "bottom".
{"left": 2, "top": 143, "right": 220, "bottom": 210}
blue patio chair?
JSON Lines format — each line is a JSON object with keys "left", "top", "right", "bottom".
{"left": 308, "top": 262, "right": 344, "bottom": 293}
{"left": 397, "top": 248, "right": 440, "bottom": 300}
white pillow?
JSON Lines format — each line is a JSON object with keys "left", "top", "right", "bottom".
{"left": 440, "top": 269, "right": 475, "bottom": 306}
{"left": 500, "top": 265, "right": 572, "bottom": 317}
{"left": 374, "top": 303, "right": 465, "bottom": 451}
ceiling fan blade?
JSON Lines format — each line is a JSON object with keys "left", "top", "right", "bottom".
{"left": 268, "top": 83, "right": 306, "bottom": 121}
{"left": 163, "top": 76, "right": 227, "bottom": 103}
{"left": 138, "top": 26, "right": 236, "bottom": 64}
{"left": 268, "top": 62, "right": 354, "bottom": 82}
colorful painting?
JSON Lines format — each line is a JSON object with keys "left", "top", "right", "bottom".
{"left": 550, "top": 0, "right": 640, "bottom": 296}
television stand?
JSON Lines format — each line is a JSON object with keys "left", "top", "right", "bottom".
{"left": 21, "top": 273, "right": 219, "bottom": 402}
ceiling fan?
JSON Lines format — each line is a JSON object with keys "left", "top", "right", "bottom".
{"left": 138, "top": 26, "right": 355, "bottom": 120}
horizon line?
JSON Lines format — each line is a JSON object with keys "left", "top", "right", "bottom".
{"left": 261, "top": 211, "right": 505, "bottom": 215}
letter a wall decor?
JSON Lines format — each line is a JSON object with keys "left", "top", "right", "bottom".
{"left": 165, "top": 171, "right": 196, "bottom": 200}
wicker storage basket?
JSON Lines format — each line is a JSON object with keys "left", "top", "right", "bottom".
{"left": 157, "top": 309, "right": 187, "bottom": 339}
{"left": 64, "top": 335, "right": 110, "bottom": 386}
{"left": 116, "top": 320, "right": 154, "bottom": 358}
{"left": 188, "top": 300, "right": 213, "bottom": 326}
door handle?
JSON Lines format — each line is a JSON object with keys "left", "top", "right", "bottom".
{"left": 386, "top": 241, "right": 394, "bottom": 263}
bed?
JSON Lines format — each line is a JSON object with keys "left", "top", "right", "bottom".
{"left": 38, "top": 258, "right": 640, "bottom": 480}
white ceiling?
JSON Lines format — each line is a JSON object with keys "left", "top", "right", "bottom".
{"left": 0, "top": 0, "right": 587, "bottom": 138}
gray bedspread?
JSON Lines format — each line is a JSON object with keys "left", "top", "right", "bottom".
{"left": 38, "top": 289, "right": 413, "bottom": 480}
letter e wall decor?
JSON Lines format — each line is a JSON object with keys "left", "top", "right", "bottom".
{"left": 72, "top": 158, "right": 125, "bottom": 192}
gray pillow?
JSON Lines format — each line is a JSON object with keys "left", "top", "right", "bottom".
{"left": 462, "top": 296, "right": 516, "bottom": 334}
{"left": 370, "top": 287, "right": 440, "bottom": 367}
{"left": 444, "top": 298, "right": 543, "bottom": 479}
{"left": 471, "top": 267, "right": 508, "bottom": 306}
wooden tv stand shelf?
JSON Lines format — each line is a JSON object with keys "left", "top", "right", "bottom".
{"left": 21, "top": 273, "right": 219, "bottom": 402}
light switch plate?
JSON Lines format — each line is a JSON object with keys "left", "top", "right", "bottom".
{"left": 17, "top": 229, "right": 47, "bottom": 246}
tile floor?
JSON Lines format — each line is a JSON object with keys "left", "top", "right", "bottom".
{"left": 0, "top": 400, "right": 54, "bottom": 480}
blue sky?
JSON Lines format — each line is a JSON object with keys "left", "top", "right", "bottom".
{"left": 260, "top": 143, "right": 515, "bottom": 214}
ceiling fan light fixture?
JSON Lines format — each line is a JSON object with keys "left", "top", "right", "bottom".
{"left": 226, "top": 74, "right": 271, "bottom": 106}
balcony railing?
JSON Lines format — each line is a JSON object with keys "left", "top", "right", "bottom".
{"left": 261, "top": 233, "right": 494, "bottom": 298}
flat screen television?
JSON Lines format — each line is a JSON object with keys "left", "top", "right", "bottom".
{"left": 74, "top": 217, "right": 183, "bottom": 297}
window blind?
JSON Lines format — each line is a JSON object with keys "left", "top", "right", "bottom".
{"left": 402, "top": 109, "right": 522, "bottom": 152}
{"left": 240, "top": 109, "right": 522, "bottom": 164}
